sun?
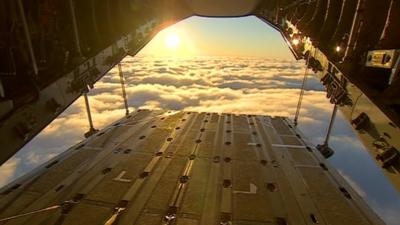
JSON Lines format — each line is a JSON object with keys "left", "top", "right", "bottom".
{"left": 165, "top": 33, "right": 180, "bottom": 49}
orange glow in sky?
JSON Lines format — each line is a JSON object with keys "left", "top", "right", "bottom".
{"left": 141, "top": 26, "right": 196, "bottom": 57}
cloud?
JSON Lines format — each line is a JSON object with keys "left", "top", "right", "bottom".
{"left": 376, "top": 207, "right": 400, "bottom": 225}
{"left": 0, "top": 158, "right": 21, "bottom": 187}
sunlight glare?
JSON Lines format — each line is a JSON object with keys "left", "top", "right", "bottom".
{"left": 165, "top": 33, "right": 180, "bottom": 49}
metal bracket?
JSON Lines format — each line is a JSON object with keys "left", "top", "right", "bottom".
{"left": 321, "top": 66, "right": 350, "bottom": 106}
{"left": 365, "top": 49, "right": 400, "bottom": 69}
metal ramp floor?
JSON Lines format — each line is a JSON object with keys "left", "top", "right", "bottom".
{"left": 0, "top": 110, "right": 384, "bottom": 225}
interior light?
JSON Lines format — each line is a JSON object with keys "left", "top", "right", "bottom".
{"left": 292, "top": 38, "right": 300, "bottom": 46}
{"left": 335, "top": 46, "right": 341, "bottom": 52}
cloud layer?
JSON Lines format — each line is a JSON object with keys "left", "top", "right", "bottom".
{"left": 0, "top": 55, "right": 399, "bottom": 225}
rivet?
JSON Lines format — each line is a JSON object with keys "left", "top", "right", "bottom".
{"left": 267, "top": 183, "right": 278, "bottom": 192}
{"left": 320, "top": 163, "right": 328, "bottom": 171}
{"left": 139, "top": 171, "right": 149, "bottom": 178}
{"left": 113, "top": 148, "right": 122, "bottom": 154}
{"left": 223, "top": 179, "right": 232, "bottom": 188}
{"left": 310, "top": 214, "right": 318, "bottom": 223}
{"left": 220, "top": 213, "right": 232, "bottom": 225}
{"left": 339, "top": 187, "right": 352, "bottom": 199}
{"left": 102, "top": 168, "right": 112, "bottom": 174}
{"left": 180, "top": 175, "right": 189, "bottom": 183}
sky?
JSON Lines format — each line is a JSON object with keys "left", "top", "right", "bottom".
{"left": 0, "top": 16, "right": 399, "bottom": 224}
{"left": 139, "top": 16, "right": 291, "bottom": 58}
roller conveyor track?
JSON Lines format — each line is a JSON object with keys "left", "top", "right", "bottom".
{"left": 0, "top": 110, "right": 384, "bottom": 225}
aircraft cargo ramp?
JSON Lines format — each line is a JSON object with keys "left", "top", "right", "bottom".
{"left": 0, "top": 110, "right": 384, "bottom": 225}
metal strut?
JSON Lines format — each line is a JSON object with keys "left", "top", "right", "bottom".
{"left": 0, "top": 200, "right": 77, "bottom": 222}
{"left": 68, "top": 0, "right": 83, "bottom": 56}
{"left": 17, "top": 0, "right": 38, "bottom": 75}
{"left": 83, "top": 91, "right": 98, "bottom": 138}
{"left": 316, "top": 104, "right": 338, "bottom": 158}
{"left": 323, "top": 104, "right": 338, "bottom": 146}
{"left": 293, "top": 56, "right": 310, "bottom": 126}
{"left": 118, "top": 63, "right": 130, "bottom": 116}
{"left": 104, "top": 207, "right": 126, "bottom": 225}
